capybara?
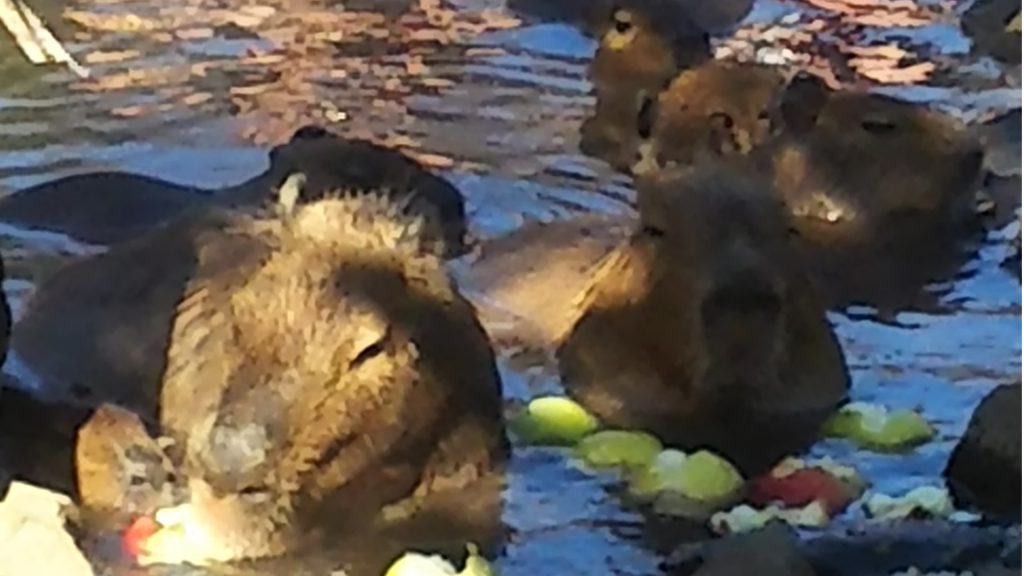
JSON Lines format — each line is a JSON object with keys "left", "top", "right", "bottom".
{"left": 11, "top": 188, "right": 507, "bottom": 563}
{"left": 0, "top": 126, "right": 468, "bottom": 257}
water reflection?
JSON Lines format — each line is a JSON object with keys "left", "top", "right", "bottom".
{"left": 0, "top": 0, "right": 1018, "bottom": 574}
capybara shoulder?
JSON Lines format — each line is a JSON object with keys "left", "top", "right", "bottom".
{"left": 944, "top": 383, "right": 1021, "bottom": 520}
{"left": 10, "top": 207, "right": 247, "bottom": 416}
{"left": 558, "top": 165, "right": 850, "bottom": 475}
{"left": 0, "top": 172, "right": 209, "bottom": 245}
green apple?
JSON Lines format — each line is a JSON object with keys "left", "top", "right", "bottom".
{"left": 509, "top": 396, "right": 600, "bottom": 446}
{"left": 575, "top": 430, "right": 663, "bottom": 469}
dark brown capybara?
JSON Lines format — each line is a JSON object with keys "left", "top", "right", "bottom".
{"left": 944, "top": 383, "right": 1021, "bottom": 521}
{"left": 0, "top": 251, "right": 11, "bottom": 499}
{"left": 507, "top": 0, "right": 743, "bottom": 38}
{"left": 636, "top": 60, "right": 785, "bottom": 172}
{"left": 554, "top": 165, "right": 850, "bottom": 476}
{"left": 580, "top": 2, "right": 710, "bottom": 172}
{"left": 764, "top": 74, "right": 986, "bottom": 310}
{"left": 0, "top": 125, "right": 468, "bottom": 257}
{"left": 9, "top": 191, "right": 507, "bottom": 564}
{"left": 0, "top": 251, "right": 9, "bottom": 369}
{"left": 962, "top": 0, "right": 1022, "bottom": 65}
{"left": 1005, "top": 211, "right": 1021, "bottom": 278}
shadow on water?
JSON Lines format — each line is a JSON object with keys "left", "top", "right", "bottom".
{"left": 0, "top": 0, "right": 1019, "bottom": 574}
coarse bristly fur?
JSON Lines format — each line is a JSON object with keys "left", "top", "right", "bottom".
{"left": 144, "top": 190, "right": 507, "bottom": 563}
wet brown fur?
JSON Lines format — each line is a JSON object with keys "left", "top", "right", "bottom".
{"left": 764, "top": 76, "right": 986, "bottom": 309}
{"left": 557, "top": 166, "right": 850, "bottom": 476}
{"left": 12, "top": 193, "right": 507, "bottom": 560}
{"left": 644, "top": 61, "right": 785, "bottom": 168}
{"left": 581, "top": 4, "right": 710, "bottom": 171}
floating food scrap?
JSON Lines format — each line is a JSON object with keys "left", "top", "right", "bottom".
{"left": 864, "top": 486, "right": 979, "bottom": 522}
{"left": 509, "top": 396, "right": 600, "bottom": 446}
{"left": 748, "top": 457, "right": 867, "bottom": 516}
{"left": 126, "top": 501, "right": 233, "bottom": 567}
{"left": 710, "top": 501, "right": 831, "bottom": 534}
{"left": 822, "top": 402, "right": 935, "bottom": 451}
{"left": 385, "top": 543, "right": 497, "bottom": 576}
{"left": 121, "top": 516, "right": 160, "bottom": 559}
{"left": 575, "top": 430, "right": 663, "bottom": 469}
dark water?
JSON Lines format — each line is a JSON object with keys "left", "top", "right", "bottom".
{"left": 0, "top": 0, "right": 1019, "bottom": 574}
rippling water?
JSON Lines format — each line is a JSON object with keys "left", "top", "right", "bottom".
{"left": 0, "top": 0, "right": 1019, "bottom": 574}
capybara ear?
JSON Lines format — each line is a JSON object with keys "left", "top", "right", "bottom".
{"left": 778, "top": 72, "right": 831, "bottom": 134}
{"left": 276, "top": 172, "right": 307, "bottom": 216}
{"left": 288, "top": 124, "right": 332, "bottom": 142}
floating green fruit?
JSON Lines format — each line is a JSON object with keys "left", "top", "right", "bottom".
{"left": 1007, "top": 11, "right": 1021, "bottom": 33}
{"left": 509, "top": 396, "right": 599, "bottom": 446}
{"left": 575, "top": 430, "right": 663, "bottom": 469}
{"left": 823, "top": 402, "right": 934, "bottom": 451}
{"left": 676, "top": 450, "right": 746, "bottom": 502}
{"left": 384, "top": 543, "right": 496, "bottom": 576}
{"left": 629, "top": 449, "right": 744, "bottom": 503}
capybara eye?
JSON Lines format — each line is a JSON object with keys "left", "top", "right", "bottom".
{"left": 129, "top": 475, "right": 148, "bottom": 487}
{"left": 861, "top": 118, "right": 897, "bottom": 135}
{"left": 238, "top": 485, "right": 268, "bottom": 497}
{"left": 350, "top": 337, "right": 387, "bottom": 369}
{"left": 642, "top": 225, "right": 666, "bottom": 238}
{"left": 710, "top": 112, "right": 735, "bottom": 130}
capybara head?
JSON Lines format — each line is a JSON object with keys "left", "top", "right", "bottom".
{"left": 770, "top": 74, "right": 985, "bottom": 241}
{"left": 581, "top": 2, "right": 710, "bottom": 172}
{"left": 558, "top": 165, "right": 850, "bottom": 475}
{"left": 259, "top": 127, "right": 469, "bottom": 258}
{"left": 636, "top": 61, "right": 786, "bottom": 173}
{"left": 143, "top": 193, "right": 506, "bottom": 562}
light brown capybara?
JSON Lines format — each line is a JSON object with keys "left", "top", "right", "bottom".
{"left": 11, "top": 188, "right": 507, "bottom": 564}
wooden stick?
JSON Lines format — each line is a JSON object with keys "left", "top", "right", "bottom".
{"left": 0, "top": 0, "right": 89, "bottom": 78}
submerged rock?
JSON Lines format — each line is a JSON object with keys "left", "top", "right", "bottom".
{"left": 944, "top": 383, "right": 1022, "bottom": 520}
{"left": 668, "top": 523, "right": 816, "bottom": 576}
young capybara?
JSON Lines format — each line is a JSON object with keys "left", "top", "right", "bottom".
{"left": 637, "top": 60, "right": 785, "bottom": 171}
{"left": 0, "top": 126, "right": 468, "bottom": 257}
{"left": 557, "top": 165, "right": 851, "bottom": 476}
{"left": 10, "top": 186, "right": 507, "bottom": 564}
{"left": 580, "top": 2, "right": 710, "bottom": 171}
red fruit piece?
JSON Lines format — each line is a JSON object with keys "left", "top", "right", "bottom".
{"left": 121, "top": 515, "right": 160, "bottom": 559}
{"left": 748, "top": 468, "right": 852, "bottom": 516}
